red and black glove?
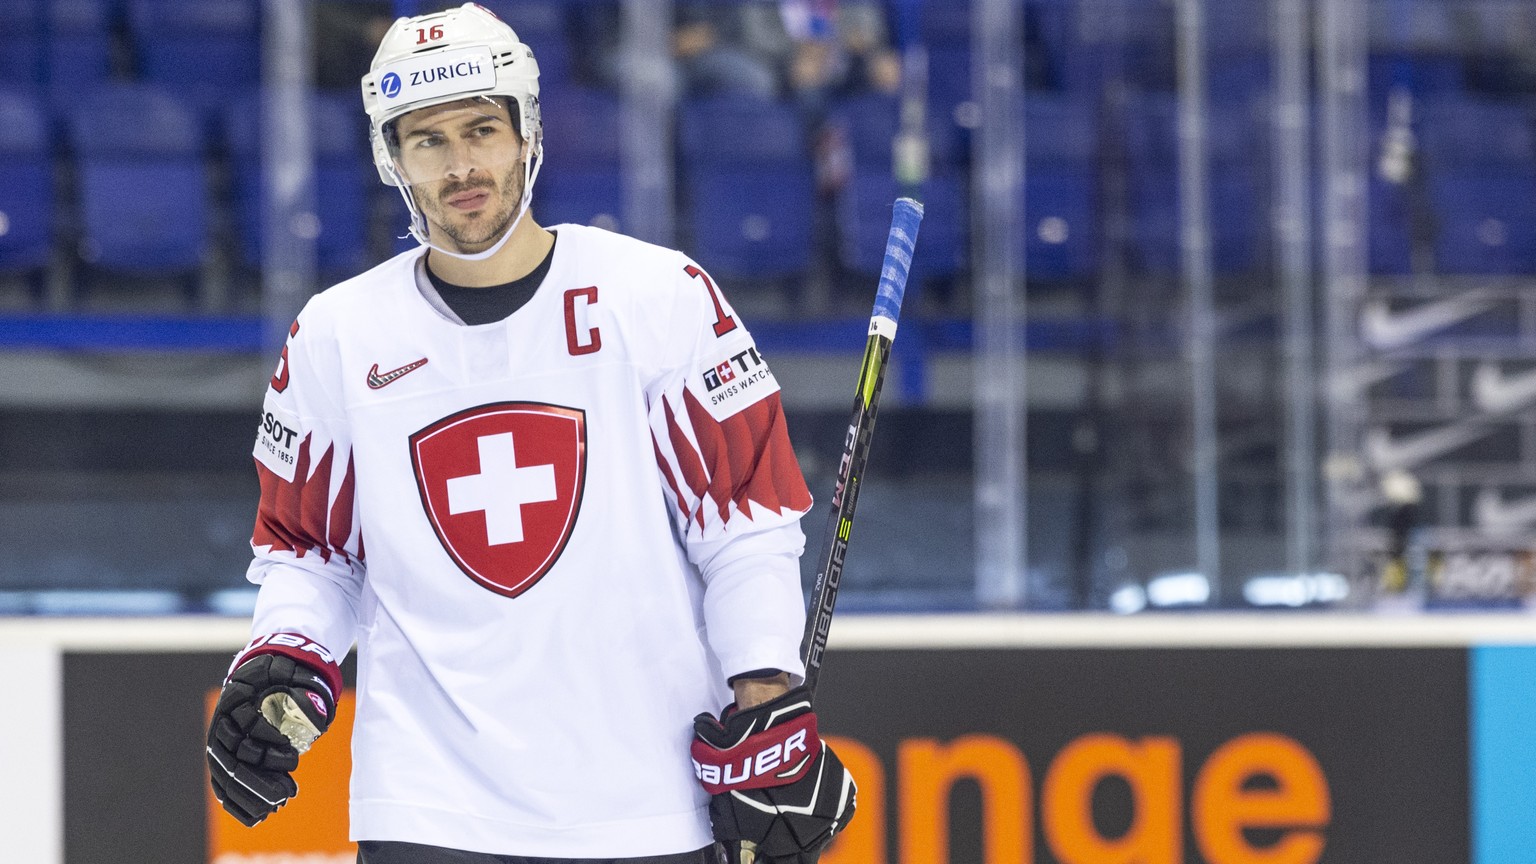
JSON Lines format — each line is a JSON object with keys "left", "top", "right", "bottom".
{"left": 207, "top": 634, "right": 340, "bottom": 826}
{"left": 691, "top": 686, "right": 856, "bottom": 864}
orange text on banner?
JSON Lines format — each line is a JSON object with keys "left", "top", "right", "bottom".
{"left": 822, "top": 731, "right": 1330, "bottom": 864}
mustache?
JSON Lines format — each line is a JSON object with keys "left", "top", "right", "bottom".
{"left": 438, "top": 177, "right": 497, "bottom": 202}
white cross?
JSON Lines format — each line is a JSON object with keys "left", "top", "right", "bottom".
{"left": 446, "top": 433, "right": 558, "bottom": 545}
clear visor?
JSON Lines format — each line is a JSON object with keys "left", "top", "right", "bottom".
{"left": 384, "top": 95, "right": 534, "bottom": 255}
{"left": 385, "top": 95, "right": 524, "bottom": 188}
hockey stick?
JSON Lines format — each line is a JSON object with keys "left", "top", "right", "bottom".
{"left": 800, "top": 197, "right": 924, "bottom": 697}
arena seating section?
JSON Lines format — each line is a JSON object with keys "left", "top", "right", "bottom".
{"left": 1, "top": 0, "right": 1535, "bottom": 309}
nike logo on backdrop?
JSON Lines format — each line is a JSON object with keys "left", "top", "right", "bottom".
{"left": 1475, "top": 487, "right": 1536, "bottom": 531}
{"left": 1472, "top": 362, "right": 1536, "bottom": 414}
{"left": 1361, "top": 291, "right": 1496, "bottom": 350}
{"left": 1330, "top": 361, "right": 1409, "bottom": 401}
{"left": 367, "top": 358, "right": 429, "bottom": 389}
{"left": 1365, "top": 422, "right": 1492, "bottom": 471}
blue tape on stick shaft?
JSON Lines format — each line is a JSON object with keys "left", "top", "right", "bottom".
{"left": 871, "top": 197, "right": 924, "bottom": 330}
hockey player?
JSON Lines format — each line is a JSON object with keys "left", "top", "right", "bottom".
{"left": 205, "top": 5, "right": 854, "bottom": 863}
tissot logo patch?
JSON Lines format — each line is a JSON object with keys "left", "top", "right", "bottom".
{"left": 697, "top": 343, "right": 779, "bottom": 421}
{"left": 410, "top": 402, "right": 586, "bottom": 598}
{"left": 254, "top": 396, "right": 302, "bottom": 482}
{"left": 702, "top": 360, "right": 737, "bottom": 391}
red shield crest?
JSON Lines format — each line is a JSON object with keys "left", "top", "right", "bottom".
{"left": 410, "top": 402, "right": 586, "bottom": 598}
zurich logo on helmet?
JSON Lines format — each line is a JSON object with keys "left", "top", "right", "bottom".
{"left": 381, "top": 72, "right": 402, "bottom": 99}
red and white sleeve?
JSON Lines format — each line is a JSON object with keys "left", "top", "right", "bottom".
{"left": 244, "top": 303, "right": 365, "bottom": 668}
{"left": 646, "top": 259, "right": 813, "bottom": 683}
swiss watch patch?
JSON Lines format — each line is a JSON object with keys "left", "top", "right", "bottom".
{"left": 696, "top": 342, "right": 779, "bottom": 422}
{"left": 409, "top": 402, "right": 587, "bottom": 598}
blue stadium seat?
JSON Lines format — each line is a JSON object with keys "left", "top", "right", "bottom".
{"left": 1371, "top": 0, "right": 1458, "bottom": 52}
{"left": 538, "top": 88, "right": 621, "bottom": 170}
{"left": 128, "top": 0, "right": 260, "bottom": 116}
{"left": 1206, "top": 0, "right": 1269, "bottom": 52}
{"left": 1102, "top": 0, "right": 1176, "bottom": 48}
{"left": 1123, "top": 94, "right": 1264, "bottom": 275}
{"left": 473, "top": 0, "right": 572, "bottom": 87}
{"left": 927, "top": 44, "right": 972, "bottom": 116}
{"left": 226, "top": 91, "right": 370, "bottom": 276}
{"left": 536, "top": 88, "right": 622, "bottom": 230}
{"left": 1125, "top": 92, "right": 1258, "bottom": 168}
{"left": 1021, "top": 95, "right": 1099, "bottom": 280}
{"left": 0, "top": 88, "right": 54, "bottom": 273}
{"left": 678, "top": 95, "right": 808, "bottom": 164}
{"left": 1369, "top": 53, "right": 1466, "bottom": 102}
{"left": 922, "top": 0, "right": 971, "bottom": 47}
{"left": 47, "top": 0, "right": 111, "bottom": 96}
{"left": 838, "top": 172, "right": 966, "bottom": 283}
{"left": 70, "top": 84, "right": 209, "bottom": 273}
{"left": 1418, "top": 97, "right": 1536, "bottom": 170}
{"left": 1061, "top": 41, "right": 1176, "bottom": 96}
{"left": 677, "top": 96, "right": 814, "bottom": 279}
{"left": 1127, "top": 169, "right": 1263, "bottom": 275}
{"left": 1415, "top": 99, "right": 1536, "bottom": 273}
{"left": 538, "top": 167, "right": 623, "bottom": 231}
{"left": 1023, "top": 166, "right": 1099, "bottom": 279}
{"left": 1416, "top": 97, "right": 1536, "bottom": 273}
{"left": 832, "top": 92, "right": 964, "bottom": 176}
{"left": 1025, "top": 95, "right": 1097, "bottom": 165}
{"left": 1427, "top": 174, "right": 1536, "bottom": 274}
{"left": 1208, "top": 54, "right": 1272, "bottom": 105}
{"left": 0, "top": 0, "right": 44, "bottom": 86}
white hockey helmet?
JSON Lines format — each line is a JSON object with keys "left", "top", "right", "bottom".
{"left": 360, "top": 2, "right": 544, "bottom": 256}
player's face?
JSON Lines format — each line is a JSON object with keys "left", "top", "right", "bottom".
{"left": 392, "top": 97, "right": 526, "bottom": 253}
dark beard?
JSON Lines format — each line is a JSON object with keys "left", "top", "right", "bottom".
{"left": 420, "top": 162, "right": 525, "bottom": 251}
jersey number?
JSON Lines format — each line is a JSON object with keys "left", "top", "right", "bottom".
{"left": 564, "top": 287, "right": 602, "bottom": 356}
{"left": 685, "top": 265, "right": 737, "bottom": 337}
{"left": 270, "top": 320, "right": 299, "bottom": 393}
{"left": 415, "top": 25, "right": 445, "bottom": 44}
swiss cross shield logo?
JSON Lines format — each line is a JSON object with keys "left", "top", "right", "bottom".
{"left": 409, "top": 402, "right": 586, "bottom": 598}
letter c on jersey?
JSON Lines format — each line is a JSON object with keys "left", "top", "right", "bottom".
{"left": 409, "top": 402, "right": 587, "bottom": 598}
{"left": 564, "top": 287, "right": 601, "bottom": 356}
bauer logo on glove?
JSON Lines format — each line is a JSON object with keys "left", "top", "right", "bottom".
{"left": 692, "top": 707, "right": 818, "bottom": 793}
{"left": 692, "top": 685, "right": 856, "bottom": 864}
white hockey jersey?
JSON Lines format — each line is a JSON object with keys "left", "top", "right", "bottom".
{"left": 244, "top": 224, "right": 814, "bottom": 857}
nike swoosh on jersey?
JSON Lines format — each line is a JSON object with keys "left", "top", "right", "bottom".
{"left": 1361, "top": 292, "right": 1496, "bottom": 351}
{"left": 1475, "top": 487, "right": 1536, "bottom": 530}
{"left": 1365, "top": 422, "right": 1492, "bottom": 471}
{"left": 367, "top": 358, "right": 429, "bottom": 390}
{"left": 1471, "top": 362, "right": 1536, "bottom": 414}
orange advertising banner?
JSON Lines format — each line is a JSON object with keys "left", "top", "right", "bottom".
{"left": 206, "top": 690, "right": 357, "bottom": 864}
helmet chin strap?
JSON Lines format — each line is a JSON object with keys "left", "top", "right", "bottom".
{"left": 391, "top": 147, "right": 543, "bottom": 263}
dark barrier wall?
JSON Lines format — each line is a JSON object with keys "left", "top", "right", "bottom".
{"left": 60, "top": 646, "right": 1484, "bottom": 863}
{"left": 814, "top": 648, "right": 1467, "bottom": 863}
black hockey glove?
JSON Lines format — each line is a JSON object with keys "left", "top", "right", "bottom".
{"left": 691, "top": 686, "right": 856, "bottom": 864}
{"left": 207, "top": 651, "right": 336, "bottom": 826}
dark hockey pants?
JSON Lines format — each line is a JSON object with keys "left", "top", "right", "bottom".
{"left": 356, "top": 840, "right": 720, "bottom": 864}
